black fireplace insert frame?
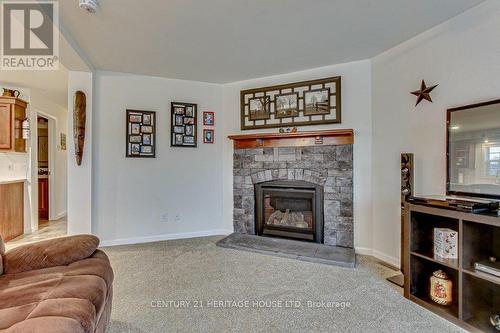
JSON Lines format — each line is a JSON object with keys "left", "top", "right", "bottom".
{"left": 255, "top": 180, "right": 324, "bottom": 243}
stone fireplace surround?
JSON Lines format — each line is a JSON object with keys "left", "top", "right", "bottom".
{"left": 230, "top": 130, "right": 354, "bottom": 248}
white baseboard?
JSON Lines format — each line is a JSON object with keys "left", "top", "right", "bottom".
{"left": 354, "top": 246, "right": 373, "bottom": 256}
{"left": 100, "top": 229, "right": 233, "bottom": 247}
{"left": 53, "top": 211, "right": 67, "bottom": 220}
{"left": 355, "top": 247, "right": 400, "bottom": 268}
{"left": 372, "top": 250, "right": 400, "bottom": 268}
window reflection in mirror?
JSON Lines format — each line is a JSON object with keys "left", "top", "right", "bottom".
{"left": 448, "top": 101, "right": 500, "bottom": 197}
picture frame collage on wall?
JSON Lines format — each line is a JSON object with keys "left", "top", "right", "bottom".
{"left": 203, "top": 111, "right": 215, "bottom": 144}
{"left": 171, "top": 102, "right": 198, "bottom": 147}
{"left": 126, "top": 109, "right": 156, "bottom": 157}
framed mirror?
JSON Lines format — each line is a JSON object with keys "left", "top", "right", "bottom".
{"left": 447, "top": 99, "right": 500, "bottom": 199}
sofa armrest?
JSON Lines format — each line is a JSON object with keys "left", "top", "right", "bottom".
{"left": 3, "top": 235, "right": 100, "bottom": 274}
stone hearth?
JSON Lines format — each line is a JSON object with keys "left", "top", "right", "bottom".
{"left": 230, "top": 130, "right": 354, "bottom": 248}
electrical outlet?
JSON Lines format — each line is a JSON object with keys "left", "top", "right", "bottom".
{"left": 160, "top": 213, "right": 169, "bottom": 223}
{"left": 174, "top": 214, "right": 180, "bottom": 223}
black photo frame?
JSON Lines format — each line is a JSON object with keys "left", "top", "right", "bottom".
{"left": 126, "top": 109, "right": 156, "bottom": 158}
{"left": 171, "top": 102, "right": 197, "bottom": 147}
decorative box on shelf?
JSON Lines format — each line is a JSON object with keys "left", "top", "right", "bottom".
{"left": 434, "top": 228, "right": 458, "bottom": 259}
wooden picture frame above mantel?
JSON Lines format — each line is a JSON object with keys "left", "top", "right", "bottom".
{"left": 240, "top": 76, "right": 341, "bottom": 130}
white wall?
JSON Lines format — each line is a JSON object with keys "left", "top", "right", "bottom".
{"left": 68, "top": 71, "right": 93, "bottom": 234}
{"left": 86, "top": 1, "right": 500, "bottom": 267}
{"left": 93, "top": 72, "right": 228, "bottom": 245}
{"left": 371, "top": 0, "right": 500, "bottom": 265}
{"left": 221, "top": 60, "right": 373, "bottom": 253}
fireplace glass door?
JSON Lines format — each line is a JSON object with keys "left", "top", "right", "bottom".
{"left": 255, "top": 181, "right": 323, "bottom": 243}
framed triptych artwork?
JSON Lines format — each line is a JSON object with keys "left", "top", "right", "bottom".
{"left": 126, "top": 109, "right": 156, "bottom": 158}
{"left": 240, "top": 76, "right": 341, "bottom": 130}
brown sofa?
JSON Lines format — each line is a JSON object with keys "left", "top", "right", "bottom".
{"left": 0, "top": 235, "right": 113, "bottom": 333}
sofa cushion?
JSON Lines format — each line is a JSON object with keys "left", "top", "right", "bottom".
{"left": 0, "top": 250, "right": 113, "bottom": 333}
{"left": 3, "top": 235, "right": 99, "bottom": 274}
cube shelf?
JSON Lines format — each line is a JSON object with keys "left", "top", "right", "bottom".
{"left": 404, "top": 203, "right": 500, "bottom": 332}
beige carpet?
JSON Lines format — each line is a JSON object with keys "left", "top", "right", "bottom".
{"left": 103, "top": 236, "right": 463, "bottom": 333}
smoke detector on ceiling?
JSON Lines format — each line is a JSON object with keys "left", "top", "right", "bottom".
{"left": 79, "top": 0, "right": 98, "bottom": 13}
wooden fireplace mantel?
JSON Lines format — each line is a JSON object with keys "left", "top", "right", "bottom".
{"left": 228, "top": 129, "right": 353, "bottom": 149}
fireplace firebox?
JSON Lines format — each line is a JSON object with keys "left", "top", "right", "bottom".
{"left": 255, "top": 180, "right": 324, "bottom": 243}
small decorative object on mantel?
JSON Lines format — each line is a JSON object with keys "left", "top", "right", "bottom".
{"left": 203, "top": 111, "right": 214, "bottom": 126}
{"left": 240, "top": 76, "right": 341, "bottom": 130}
{"left": 171, "top": 102, "right": 197, "bottom": 147}
{"left": 411, "top": 80, "right": 438, "bottom": 106}
{"left": 126, "top": 109, "right": 156, "bottom": 158}
{"left": 279, "top": 127, "right": 298, "bottom": 134}
{"left": 433, "top": 228, "right": 458, "bottom": 259}
{"left": 203, "top": 129, "right": 214, "bottom": 144}
{"left": 73, "top": 91, "right": 86, "bottom": 166}
{"left": 429, "top": 270, "right": 453, "bottom": 306}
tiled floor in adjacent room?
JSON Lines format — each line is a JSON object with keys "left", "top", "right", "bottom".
{"left": 5, "top": 217, "right": 67, "bottom": 251}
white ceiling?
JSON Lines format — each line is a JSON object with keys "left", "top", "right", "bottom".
{"left": 60, "top": 0, "right": 484, "bottom": 83}
{"left": 0, "top": 66, "right": 68, "bottom": 108}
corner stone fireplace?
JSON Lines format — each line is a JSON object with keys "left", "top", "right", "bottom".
{"left": 230, "top": 130, "right": 354, "bottom": 248}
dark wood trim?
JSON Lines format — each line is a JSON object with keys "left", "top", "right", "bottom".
{"left": 447, "top": 98, "right": 500, "bottom": 112}
{"left": 228, "top": 129, "right": 353, "bottom": 149}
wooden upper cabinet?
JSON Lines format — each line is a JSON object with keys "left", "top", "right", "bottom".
{"left": 0, "top": 96, "right": 28, "bottom": 152}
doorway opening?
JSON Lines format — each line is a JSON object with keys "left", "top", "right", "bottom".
{"left": 35, "top": 112, "right": 67, "bottom": 238}
{"left": 37, "top": 116, "right": 49, "bottom": 223}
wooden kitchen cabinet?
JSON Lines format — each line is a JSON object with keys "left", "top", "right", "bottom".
{"left": 0, "top": 96, "right": 28, "bottom": 152}
{"left": 0, "top": 182, "right": 24, "bottom": 242}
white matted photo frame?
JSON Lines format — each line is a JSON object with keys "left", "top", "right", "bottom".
{"left": 126, "top": 109, "right": 156, "bottom": 158}
{"left": 171, "top": 102, "right": 198, "bottom": 147}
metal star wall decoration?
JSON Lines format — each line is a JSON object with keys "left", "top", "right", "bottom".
{"left": 411, "top": 80, "right": 438, "bottom": 106}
